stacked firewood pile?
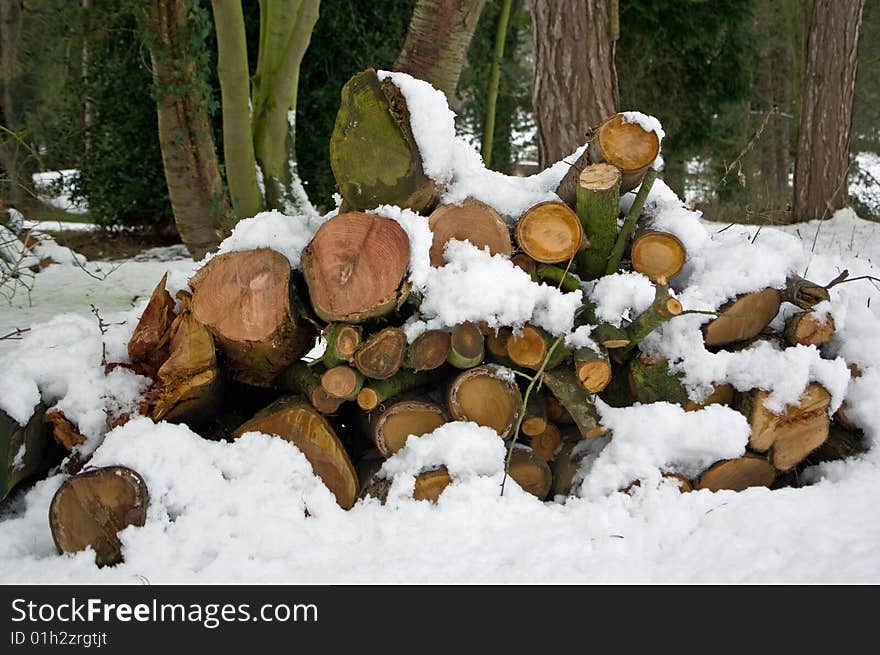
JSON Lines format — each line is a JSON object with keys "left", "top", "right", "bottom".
{"left": 1, "top": 69, "right": 865, "bottom": 566}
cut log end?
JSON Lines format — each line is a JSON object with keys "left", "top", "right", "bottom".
{"left": 321, "top": 365, "right": 364, "bottom": 400}
{"left": 784, "top": 311, "right": 835, "bottom": 347}
{"left": 631, "top": 231, "right": 686, "bottom": 282}
{"left": 703, "top": 288, "right": 783, "bottom": 347}
{"left": 695, "top": 454, "right": 776, "bottom": 492}
{"left": 448, "top": 366, "right": 523, "bottom": 439}
{"left": 578, "top": 163, "right": 622, "bottom": 192}
{"left": 428, "top": 199, "right": 512, "bottom": 267}
{"left": 593, "top": 114, "right": 660, "bottom": 192}
{"left": 49, "top": 466, "right": 149, "bottom": 567}
{"left": 507, "top": 447, "right": 553, "bottom": 500}
{"left": 372, "top": 400, "right": 446, "bottom": 457}
{"left": 530, "top": 423, "right": 562, "bottom": 461}
{"left": 353, "top": 327, "right": 408, "bottom": 379}
{"left": 574, "top": 348, "right": 612, "bottom": 393}
{"left": 515, "top": 201, "right": 585, "bottom": 264}
{"left": 447, "top": 322, "right": 485, "bottom": 369}
{"left": 405, "top": 329, "right": 451, "bottom": 371}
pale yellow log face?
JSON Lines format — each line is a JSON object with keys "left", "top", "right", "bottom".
{"left": 598, "top": 114, "right": 660, "bottom": 172}
{"left": 516, "top": 201, "right": 584, "bottom": 264}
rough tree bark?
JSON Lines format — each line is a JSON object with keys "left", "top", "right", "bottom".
{"left": 792, "top": 0, "right": 864, "bottom": 222}
{"left": 530, "top": 0, "right": 618, "bottom": 169}
{"left": 393, "top": 0, "right": 486, "bottom": 104}
{"left": 0, "top": 0, "right": 23, "bottom": 206}
{"left": 144, "top": 0, "right": 232, "bottom": 260}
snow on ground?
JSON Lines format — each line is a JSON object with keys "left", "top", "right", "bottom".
{"left": 31, "top": 170, "right": 89, "bottom": 215}
{"left": 2, "top": 80, "right": 880, "bottom": 583}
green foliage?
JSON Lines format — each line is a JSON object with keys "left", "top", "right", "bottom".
{"left": 295, "top": 0, "right": 416, "bottom": 210}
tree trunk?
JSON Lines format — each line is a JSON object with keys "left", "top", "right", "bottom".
{"left": 791, "top": 0, "right": 864, "bottom": 222}
{"left": 144, "top": 0, "right": 232, "bottom": 260}
{"left": 530, "top": 0, "right": 618, "bottom": 168}
{"left": 252, "top": 0, "right": 319, "bottom": 214}
{"left": 393, "top": 0, "right": 486, "bottom": 104}
{"left": 211, "top": 0, "right": 262, "bottom": 219}
{"left": 0, "top": 0, "right": 23, "bottom": 206}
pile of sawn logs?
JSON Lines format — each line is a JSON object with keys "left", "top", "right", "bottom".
{"left": 0, "top": 69, "right": 866, "bottom": 566}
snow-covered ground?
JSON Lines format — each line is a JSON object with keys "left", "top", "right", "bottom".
{"left": 31, "top": 170, "right": 89, "bottom": 215}
{"left": 2, "top": 75, "right": 880, "bottom": 584}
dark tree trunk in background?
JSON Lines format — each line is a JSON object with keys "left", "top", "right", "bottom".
{"left": 393, "top": 0, "right": 486, "bottom": 105}
{"left": 792, "top": 0, "right": 864, "bottom": 222}
{"left": 531, "top": 0, "right": 618, "bottom": 169}
{"left": 0, "top": 0, "right": 23, "bottom": 206}
{"left": 144, "top": 0, "right": 232, "bottom": 260}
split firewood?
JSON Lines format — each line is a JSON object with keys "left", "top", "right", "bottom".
{"left": 302, "top": 212, "right": 410, "bottom": 323}
{"left": 49, "top": 466, "right": 149, "bottom": 566}
{"left": 683, "top": 383, "right": 735, "bottom": 412}
{"left": 150, "top": 293, "right": 221, "bottom": 426}
{"left": 738, "top": 383, "right": 832, "bottom": 472}
{"left": 45, "top": 408, "right": 87, "bottom": 451}
{"left": 368, "top": 399, "right": 447, "bottom": 457}
{"left": 321, "top": 365, "right": 364, "bottom": 401}
{"left": 627, "top": 352, "right": 688, "bottom": 405}
{"left": 515, "top": 201, "right": 585, "bottom": 264}
{"left": 427, "top": 199, "right": 512, "bottom": 266}
{"left": 233, "top": 397, "right": 359, "bottom": 509}
{"left": 574, "top": 347, "right": 612, "bottom": 393}
{"left": 447, "top": 365, "right": 523, "bottom": 439}
{"left": 278, "top": 361, "right": 345, "bottom": 414}
{"left": 1, "top": 405, "right": 53, "bottom": 501}
{"left": 529, "top": 422, "right": 562, "bottom": 462}
{"left": 353, "top": 327, "right": 408, "bottom": 379}
{"left": 588, "top": 113, "right": 661, "bottom": 193}
{"left": 127, "top": 273, "right": 175, "bottom": 376}
{"left": 522, "top": 393, "right": 549, "bottom": 437}
{"left": 446, "top": 322, "right": 485, "bottom": 369}
{"left": 404, "top": 329, "right": 450, "bottom": 371}
{"left": 190, "top": 248, "right": 315, "bottom": 386}
{"left": 485, "top": 326, "right": 515, "bottom": 366}
{"left": 316, "top": 323, "right": 363, "bottom": 368}
{"left": 541, "top": 368, "right": 603, "bottom": 439}
{"left": 329, "top": 68, "right": 439, "bottom": 212}
{"left": 630, "top": 228, "right": 686, "bottom": 283}
{"left": 507, "top": 446, "right": 553, "bottom": 500}
{"left": 702, "top": 288, "right": 782, "bottom": 348}
{"left": 625, "top": 279, "right": 682, "bottom": 347}
{"left": 506, "top": 324, "right": 567, "bottom": 370}
{"left": 575, "top": 163, "right": 621, "bottom": 281}
{"left": 694, "top": 454, "right": 777, "bottom": 492}
{"left": 783, "top": 275, "right": 830, "bottom": 310}
{"left": 356, "top": 369, "right": 432, "bottom": 412}
{"left": 361, "top": 466, "right": 454, "bottom": 504}
{"left": 784, "top": 310, "right": 835, "bottom": 347}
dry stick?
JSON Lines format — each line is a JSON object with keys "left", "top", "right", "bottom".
{"left": 605, "top": 169, "right": 658, "bottom": 275}
{"left": 500, "top": 333, "right": 566, "bottom": 496}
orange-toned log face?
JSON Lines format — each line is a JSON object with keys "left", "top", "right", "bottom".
{"left": 303, "top": 212, "right": 410, "bottom": 322}
{"left": 515, "top": 201, "right": 584, "bottom": 264}
{"left": 428, "top": 199, "right": 512, "bottom": 266}
{"left": 598, "top": 114, "right": 660, "bottom": 172}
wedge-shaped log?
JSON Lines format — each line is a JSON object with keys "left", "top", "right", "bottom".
{"left": 739, "top": 383, "right": 832, "bottom": 472}
{"left": 127, "top": 273, "right": 175, "bottom": 376}
{"left": 784, "top": 311, "right": 835, "bottom": 347}
{"left": 49, "top": 466, "right": 149, "bottom": 566}
{"left": 302, "top": 212, "right": 410, "bottom": 323}
{"left": 428, "top": 199, "right": 512, "bottom": 267}
{"left": 507, "top": 446, "right": 552, "bottom": 500}
{"left": 516, "top": 201, "right": 584, "bottom": 264}
{"left": 1, "top": 405, "right": 51, "bottom": 501}
{"left": 190, "top": 248, "right": 315, "bottom": 386}
{"left": 447, "top": 366, "right": 523, "bottom": 439}
{"left": 369, "top": 399, "right": 447, "bottom": 458}
{"left": 703, "top": 288, "right": 782, "bottom": 347}
{"left": 588, "top": 113, "right": 661, "bottom": 193}
{"left": 233, "top": 397, "right": 359, "bottom": 509}
{"left": 329, "top": 68, "right": 439, "bottom": 212}
{"left": 695, "top": 454, "right": 776, "bottom": 492}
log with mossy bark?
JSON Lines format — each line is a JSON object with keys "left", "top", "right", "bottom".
{"left": 356, "top": 368, "right": 433, "bottom": 412}
{"left": 428, "top": 199, "right": 512, "bottom": 267}
{"left": 784, "top": 310, "right": 835, "bottom": 346}
{"left": 541, "top": 368, "right": 603, "bottom": 439}
{"left": 737, "top": 383, "right": 832, "bottom": 472}
{"left": 329, "top": 68, "right": 440, "bottom": 212}
{"left": 315, "top": 323, "right": 363, "bottom": 368}
{"left": 627, "top": 352, "right": 689, "bottom": 405}
{"left": 353, "top": 327, "right": 408, "bottom": 379}
{"left": 368, "top": 398, "right": 447, "bottom": 458}
{"left": 301, "top": 212, "right": 411, "bottom": 323}
{"left": 702, "top": 288, "right": 782, "bottom": 348}
{"left": 404, "top": 329, "right": 450, "bottom": 371}
{"left": 233, "top": 396, "right": 359, "bottom": 509}
{"left": 575, "top": 163, "right": 621, "bottom": 281}
{"left": 446, "top": 322, "right": 485, "bottom": 369}
{"left": 605, "top": 168, "right": 659, "bottom": 275}
{"left": 189, "top": 248, "right": 315, "bottom": 386}
{"left": 447, "top": 365, "right": 523, "bottom": 439}
{"left": 624, "top": 279, "right": 682, "bottom": 348}
{"left": 515, "top": 201, "right": 585, "bottom": 264}
{"left": 49, "top": 465, "right": 149, "bottom": 566}
{"left": 278, "top": 361, "right": 345, "bottom": 414}
{"left": 588, "top": 113, "right": 661, "bottom": 193}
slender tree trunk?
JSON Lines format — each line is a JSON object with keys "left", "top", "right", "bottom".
{"left": 792, "top": 0, "right": 864, "bottom": 222}
{"left": 252, "top": 0, "right": 319, "bottom": 214}
{"left": 144, "top": 0, "right": 232, "bottom": 260}
{"left": 0, "top": 0, "right": 22, "bottom": 206}
{"left": 531, "top": 0, "right": 618, "bottom": 169}
{"left": 481, "top": 0, "right": 512, "bottom": 167}
{"left": 211, "top": 0, "right": 262, "bottom": 220}
{"left": 393, "top": 0, "right": 486, "bottom": 104}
